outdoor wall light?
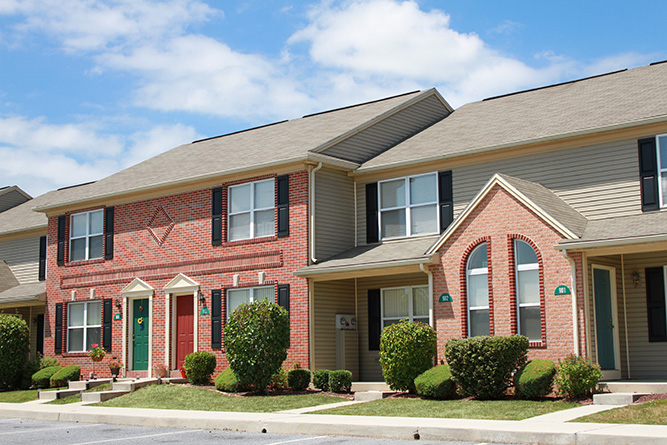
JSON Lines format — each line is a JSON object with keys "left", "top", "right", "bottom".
{"left": 632, "top": 271, "right": 641, "bottom": 287}
{"left": 114, "top": 299, "right": 122, "bottom": 310}
{"left": 198, "top": 291, "right": 205, "bottom": 304}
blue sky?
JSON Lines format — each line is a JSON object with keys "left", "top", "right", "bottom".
{"left": 1, "top": 0, "right": 666, "bottom": 197}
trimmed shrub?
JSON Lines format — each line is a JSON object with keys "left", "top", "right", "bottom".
{"left": 313, "top": 369, "right": 330, "bottom": 391}
{"left": 269, "top": 367, "right": 289, "bottom": 390}
{"left": 32, "top": 366, "right": 62, "bottom": 389}
{"left": 414, "top": 365, "right": 456, "bottom": 399}
{"left": 379, "top": 320, "right": 437, "bottom": 392}
{"left": 328, "top": 370, "right": 352, "bottom": 393}
{"left": 39, "top": 355, "right": 61, "bottom": 369}
{"left": 514, "top": 359, "right": 556, "bottom": 399}
{"left": 50, "top": 365, "right": 80, "bottom": 387}
{"left": 214, "top": 368, "right": 248, "bottom": 392}
{"left": 21, "top": 356, "right": 41, "bottom": 390}
{"left": 445, "top": 335, "right": 529, "bottom": 399}
{"left": 554, "top": 354, "right": 602, "bottom": 399}
{"left": 183, "top": 351, "right": 217, "bottom": 385}
{"left": 288, "top": 369, "right": 311, "bottom": 391}
{"left": 0, "top": 314, "right": 30, "bottom": 390}
{"left": 224, "top": 299, "right": 290, "bottom": 393}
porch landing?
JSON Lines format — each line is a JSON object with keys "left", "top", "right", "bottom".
{"left": 598, "top": 380, "right": 667, "bottom": 394}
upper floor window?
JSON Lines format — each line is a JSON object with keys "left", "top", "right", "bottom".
{"left": 381, "top": 285, "right": 429, "bottom": 328}
{"left": 657, "top": 134, "right": 667, "bottom": 207}
{"left": 514, "top": 240, "right": 541, "bottom": 341}
{"left": 467, "top": 242, "right": 489, "bottom": 337}
{"left": 67, "top": 300, "right": 101, "bottom": 352}
{"left": 70, "top": 209, "right": 103, "bottom": 261}
{"left": 379, "top": 173, "right": 438, "bottom": 239}
{"left": 228, "top": 178, "right": 275, "bottom": 241}
{"left": 227, "top": 285, "right": 274, "bottom": 318}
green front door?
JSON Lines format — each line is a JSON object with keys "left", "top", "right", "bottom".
{"left": 132, "top": 298, "right": 149, "bottom": 370}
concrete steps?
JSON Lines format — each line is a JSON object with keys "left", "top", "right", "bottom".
{"left": 599, "top": 381, "right": 667, "bottom": 394}
{"left": 351, "top": 382, "right": 390, "bottom": 392}
{"left": 69, "top": 378, "right": 113, "bottom": 391}
{"left": 81, "top": 390, "right": 131, "bottom": 403}
{"left": 38, "top": 388, "right": 81, "bottom": 401}
{"left": 594, "top": 392, "right": 647, "bottom": 405}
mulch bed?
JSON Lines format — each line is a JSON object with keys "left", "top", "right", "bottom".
{"left": 633, "top": 393, "right": 667, "bottom": 404}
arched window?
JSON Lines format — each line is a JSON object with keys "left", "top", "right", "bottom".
{"left": 467, "top": 242, "right": 489, "bottom": 337}
{"left": 514, "top": 240, "right": 541, "bottom": 341}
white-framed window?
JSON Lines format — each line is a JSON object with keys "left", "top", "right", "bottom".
{"left": 466, "top": 242, "right": 489, "bottom": 337}
{"left": 67, "top": 300, "right": 101, "bottom": 352}
{"left": 657, "top": 134, "right": 667, "bottom": 207}
{"left": 228, "top": 178, "right": 275, "bottom": 241}
{"left": 378, "top": 172, "right": 438, "bottom": 239}
{"left": 69, "top": 209, "right": 103, "bottom": 261}
{"left": 381, "top": 285, "right": 429, "bottom": 328}
{"left": 226, "top": 285, "right": 274, "bottom": 318}
{"left": 514, "top": 240, "right": 541, "bottom": 341}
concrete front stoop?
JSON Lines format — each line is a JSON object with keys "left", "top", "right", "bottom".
{"left": 594, "top": 392, "right": 647, "bottom": 405}
{"left": 38, "top": 388, "right": 82, "bottom": 401}
{"left": 354, "top": 391, "right": 394, "bottom": 401}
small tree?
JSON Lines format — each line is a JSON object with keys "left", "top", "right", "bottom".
{"left": 554, "top": 354, "right": 602, "bottom": 399}
{"left": 379, "top": 320, "right": 437, "bottom": 392}
{"left": 224, "top": 299, "right": 289, "bottom": 394}
{"left": 0, "top": 314, "right": 30, "bottom": 390}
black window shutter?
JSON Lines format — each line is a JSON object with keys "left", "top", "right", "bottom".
{"left": 102, "top": 298, "right": 112, "bottom": 351}
{"left": 366, "top": 183, "right": 379, "bottom": 243}
{"left": 212, "top": 187, "right": 222, "bottom": 245}
{"left": 278, "top": 284, "right": 290, "bottom": 313}
{"left": 211, "top": 289, "right": 222, "bottom": 349}
{"left": 368, "top": 289, "right": 381, "bottom": 350}
{"left": 646, "top": 267, "right": 667, "bottom": 342}
{"left": 104, "top": 207, "right": 114, "bottom": 260}
{"left": 55, "top": 302, "right": 63, "bottom": 354}
{"left": 438, "top": 170, "right": 454, "bottom": 232}
{"left": 277, "top": 175, "right": 289, "bottom": 237}
{"left": 38, "top": 236, "right": 47, "bottom": 281}
{"left": 638, "top": 137, "right": 659, "bottom": 211}
{"left": 57, "top": 215, "right": 66, "bottom": 265}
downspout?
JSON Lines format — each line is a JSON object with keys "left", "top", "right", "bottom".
{"left": 354, "top": 179, "right": 358, "bottom": 248}
{"left": 309, "top": 162, "right": 323, "bottom": 264}
{"left": 420, "top": 263, "right": 434, "bottom": 327}
{"left": 562, "top": 251, "right": 580, "bottom": 356}
{"left": 621, "top": 254, "right": 631, "bottom": 379}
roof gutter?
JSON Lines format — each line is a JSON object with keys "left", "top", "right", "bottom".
{"left": 294, "top": 255, "right": 437, "bottom": 277}
{"left": 555, "top": 233, "right": 667, "bottom": 251}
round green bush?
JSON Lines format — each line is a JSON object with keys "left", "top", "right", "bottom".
{"left": 183, "top": 351, "right": 217, "bottom": 385}
{"left": 379, "top": 320, "right": 437, "bottom": 392}
{"left": 288, "top": 369, "right": 311, "bottom": 391}
{"left": 313, "top": 369, "right": 330, "bottom": 391}
{"left": 514, "top": 359, "right": 556, "bottom": 399}
{"left": 50, "top": 365, "right": 80, "bottom": 387}
{"left": 32, "top": 366, "right": 62, "bottom": 389}
{"left": 0, "top": 314, "right": 30, "bottom": 390}
{"left": 414, "top": 365, "right": 456, "bottom": 399}
{"left": 554, "top": 354, "right": 602, "bottom": 399}
{"left": 328, "top": 370, "right": 352, "bottom": 393}
{"left": 445, "top": 335, "right": 529, "bottom": 399}
{"left": 39, "top": 355, "right": 61, "bottom": 369}
{"left": 224, "top": 299, "right": 290, "bottom": 393}
{"left": 214, "top": 368, "right": 248, "bottom": 392}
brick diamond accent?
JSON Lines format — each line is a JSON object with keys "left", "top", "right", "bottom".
{"left": 147, "top": 206, "right": 174, "bottom": 246}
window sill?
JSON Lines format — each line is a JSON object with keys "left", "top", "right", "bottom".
{"left": 65, "top": 258, "right": 105, "bottom": 267}
{"left": 62, "top": 352, "right": 90, "bottom": 357}
{"left": 222, "top": 235, "right": 279, "bottom": 247}
{"left": 528, "top": 341, "right": 546, "bottom": 349}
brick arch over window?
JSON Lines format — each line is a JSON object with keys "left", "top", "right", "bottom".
{"left": 507, "top": 234, "right": 546, "bottom": 348}
{"left": 459, "top": 236, "right": 493, "bottom": 338}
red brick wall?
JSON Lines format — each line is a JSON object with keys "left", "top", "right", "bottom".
{"left": 44, "top": 171, "right": 310, "bottom": 379}
{"left": 432, "top": 185, "right": 585, "bottom": 364}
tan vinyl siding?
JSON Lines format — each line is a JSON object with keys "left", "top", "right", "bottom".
{"left": 0, "top": 191, "right": 29, "bottom": 213}
{"left": 0, "top": 236, "right": 40, "bottom": 284}
{"left": 320, "top": 95, "right": 449, "bottom": 163}
{"left": 315, "top": 168, "right": 356, "bottom": 261}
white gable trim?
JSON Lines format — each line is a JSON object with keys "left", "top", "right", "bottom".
{"left": 121, "top": 278, "right": 154, "bottom": 297}
{"left": 426, "top": 174, "right": 578, "bottom": 255}
{"left": 163, "top": 273, "right": 200, "bottom": 294}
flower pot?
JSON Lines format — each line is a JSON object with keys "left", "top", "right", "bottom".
{"left": 91, "top": 356, "right": 104, "bottom": 362}
{"left": 155, "top": 368, "right": 167, "bottom": 378}
{"left": 180, "top": 369, "right": 187, "bottom": 379}
{"left": 110, "top": 366, "right": 120, "bottom": 376}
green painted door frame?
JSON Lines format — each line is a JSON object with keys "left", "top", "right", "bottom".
{"left": 132, "top": 298, "right": 149, "bottom": 370}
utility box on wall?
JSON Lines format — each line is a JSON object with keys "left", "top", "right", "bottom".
{"left": 335, "top": 314, "right": 357, "bottom": 330}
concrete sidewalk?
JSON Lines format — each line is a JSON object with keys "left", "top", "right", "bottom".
{"left": 1, "top": 401, "right": 666, "bottom": 445}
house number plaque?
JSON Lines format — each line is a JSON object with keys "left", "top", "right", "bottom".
{"left": 438, "top": 293, "right": 453, "bottom": 303}
{"left": 554, "top": 285, "right": 571, "bottom": 295}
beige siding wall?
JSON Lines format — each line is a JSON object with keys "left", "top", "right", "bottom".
{"left": 0, "top": 191, "right": 29, "bottom": 213}
{"left": 0, "top": 236, "right": 40, "bottom": 283}
{"left": 314, "top": 168, "right": 356, "bottom": 261}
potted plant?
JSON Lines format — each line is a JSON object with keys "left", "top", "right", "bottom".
{"left": 108, "top": 357, "right": 123, "bottom": 381}
{"left": 87, "top": 344, "right": 106, "bottom": 380}
{"left": 179, "top": 367, "right": 187, "bottom": 379}
{"left": 153, "top": 364, "right": 168, "bottom": 378}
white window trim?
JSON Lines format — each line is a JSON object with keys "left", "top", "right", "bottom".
{"left": 657, "top": 134, "right": 667, "bottom": 208}
{"left": 514, "top": 240, "right": 541, "bottom": 341}
{"left": 69, "top": 209, "right": 104, "bottom": 261}
{"left": 380, "top": 285, "right": 430, "bottom": 329}
{"left": 378, "top": 172, "right": 439, "bottom": 240}
{"left": 466, "top": 243, "right": 489, "bottom": 337}
{"left": 228, "top": 178, "right": 275, "bottom": 241}
{"left": 226, "top": 285, "right": 274, "bottom": 319}
{"left": 67, "top": 300, "right": 101, "bottom": 353}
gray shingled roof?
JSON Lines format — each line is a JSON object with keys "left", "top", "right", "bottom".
{"left": 0, "top": 281, "right": 46, "bottom": 305}
{"left": 35, "top": 91, "right": 429, "bottom": 211}
{"left": 359, "top": 63, "right": 667, "bottom": 172}
{"left": 559, "top": 211, "right": 667, "bottom": 248}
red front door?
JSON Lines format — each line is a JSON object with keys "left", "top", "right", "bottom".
{"left": 176, "top": 295, "right": 194, "bottom": 369}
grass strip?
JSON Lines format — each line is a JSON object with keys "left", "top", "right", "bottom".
{"left": 98, "top": 384, "right": 346, "bottom": 413}
{"left": 0, "top": 390, "right": 39, "bottom": 403}
{"left": 313, "top": 398, "right": 580, "bottom": 420}
{"left": 85, "top": 383, "right": 112, "bottom": 393}
{"left": 574, "top": 400, "right": 667, "bottom": 425}
{"left": 47, "top": 394, "right": 82, "bottom": 405}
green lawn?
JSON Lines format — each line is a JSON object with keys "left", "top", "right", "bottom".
{"left": 98, "top": 384, "right": 347, "bottom": 412}
{"left": 0, "top": 390, "right": 39, "bottom": 403}
{"left": 47, "top": 394, "right": 81, "bottom": 404}
{"left": 313, "top": 398, "right": 580, "bottom": 421}
{"left": 574, "top": 400, "right": 667, "bottom": 425}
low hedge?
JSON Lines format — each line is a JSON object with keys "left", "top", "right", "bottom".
{"left": 183, "top": 351, "right": 216, "bottom": 385}
{"left": 514, "top": 359, "right": 556, "bottom": 399}
{"left": 270, "top": 367, "right": 289, "bottom": 390}
{"left": 414, "top": 365, "right": 456, "bottom": 399}
{"left": 288, "top": 369, "right": 311, "bottom": 391}
{"left": 50, "top": 365, "right": 80, "bottom": 387}
{"left": 329, "top": 370, "right": 352, "bottom": 393}
{"left": 214, "top": 368, "right": 248, "bottom": 392}
{"left": 313, "top": 369, "right": 330, "bottom": 391}
{"left": 32, "top": 366, "right": 62, "bottom": 389}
